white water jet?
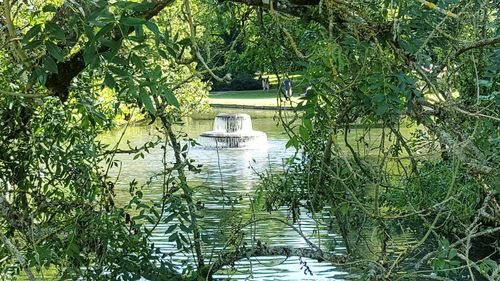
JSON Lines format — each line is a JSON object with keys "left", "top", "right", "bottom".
{"left": 198, "top": 113, "right": 267, "bottom": 149}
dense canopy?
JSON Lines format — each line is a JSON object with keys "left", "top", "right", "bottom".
{"left": 1, "top": 0, "right": 498, "bottom": 280}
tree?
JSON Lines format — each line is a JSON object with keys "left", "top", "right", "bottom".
{"left": 241, "top": 0, "right": 499, "bottom": 280}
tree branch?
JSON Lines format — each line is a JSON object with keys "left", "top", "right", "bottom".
{"left": 454, "top": 36, "right": 500, "bottom": 58}
{"left": 227, "top": 0, "right": 332, "bottom": 26}
{"left": 207, "top": 243, "right": 347, "bottom": 277}
{"left": 1, "top": 233, "right": 35, "bottom": 281}
{"left": 0, "top": 89, "right": 49, "bottom": 98}
{"left": 45, "top": 0, "right": 177, "bottom": 101}
{"left": 3, "top": 0, "right": 29, "bottom": 65}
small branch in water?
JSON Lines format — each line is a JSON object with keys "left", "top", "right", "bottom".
{"left": 207, "top": 243, "right": 347, "bottom": 277}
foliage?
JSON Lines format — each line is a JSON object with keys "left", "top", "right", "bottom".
{"left": 1, "top": 0, "right": 212, "bottom": 279}
{"left": 1, "top": 0, "right": 499, "bottom": 280}
{"left": 247, "top": 0, "right": 499, "bottom": 279}
{"left": 211, "top": 72, "right": 261, "bottom": 91}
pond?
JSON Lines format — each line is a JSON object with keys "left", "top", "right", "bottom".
{"left": 100, "top": 109, "right": 415, "bottom": 280}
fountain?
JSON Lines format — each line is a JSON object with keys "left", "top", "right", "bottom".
{"left": 198, "top": 113, "right": 267, "bottom": 148}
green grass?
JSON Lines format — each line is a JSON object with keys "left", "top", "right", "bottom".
{"left": 207, "top": 72, "right": 308, "bottom": 106}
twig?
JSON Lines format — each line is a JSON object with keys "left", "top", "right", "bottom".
{"left": 3, "top": 0, "right": 30, "bottom": 66}
{"left": 451, "top": 106, "right": 500, "bottom": 122}
{"left": 417, "top": 0, "right": 458, "bottom": 18}
{"left": 454, "top": 36, "right": 500, "bottom": 58}
{"left": 183, "top": 0, "right": 230, "bottom": 83}
{"left": 0, "top": 233, "right": 36, "bottom": 281}
{"left": 0, "top": 89, "right": 49, "bottom": 98}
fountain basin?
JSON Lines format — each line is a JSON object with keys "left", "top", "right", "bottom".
{"left": 198, "top": 113, "right": 267, "bottom": 148}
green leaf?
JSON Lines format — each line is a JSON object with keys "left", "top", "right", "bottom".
{"left": 177, "top": 38, "right": 191, "bottom": 47}
{"left": 24, "top": 40, "right": 42, "bottom": 51}
{"left": 130, "top": 54, "right": 145, "bottom": 70}
{"left": 135, "top": 25, "right": 144, "bottom": 38}
{"left": 165, "top": 225, "right": 177, "bottom": 234}
{"left": 31, "top": 67, "right": 47, "bottom": 85}
{"left": 108, "top": 65, "right": 128, "bottom": 77}
{"left": 140, "top": 90, "right": 156, "bottom": 115}
{"left": 104, "top": 72, "right": 116, "bottom": 89}
{"left": 145, "top": 21, "right": 160, "bottom": 36}
{"left": 121, "top": 17, "right": 147, "bottom": 26}
{"left": 201, "top": 234, "right": 210, "bottom": 243}
{"left": 103, "top": 40, "right": 122, "bottom": 60}
{"left": 100, "top": 39, "right": 121, "bottom": 49}
{"left": 478, "top": 79, "right": 492, "bottom": 88}
{"left": 441, "top": 239, "right": 450, "bottom": 250}
{"left": 67, "top": 242, "right": 80, "bottom": 255}
{"left": 83, "top": 46, "right": 99, "bottom": 67}
{"left": 163, "top": 214, "right": 176, "bottom": 223}
{"left": 43, "top": 57, "right": 58, "bottom": 73}
{"left": 286, "top": 136, "right": 299, "bottom": 149}
{"left": 145, "top": 215, "right": 157, "bottom": 224}
{"left": 158, "top": 49, "right": 168, "bottom": 59}
{"left": 132, "top": 44, "right": 149, "bottom": 51}
{"left": 303, "top": 118, "right": 313, "bottom": 130}
{"left": 178, "top": 223, "right": 191, "bottom": 233}
{"left": 111, "top": 56, "right": 128, "bottom": 66}
{"left": 22, "top": 24, "right": 42, "bottom": 43}
{"left": 372, "top": 93, "right": 385, "bottom": 103}
{"left": 45, "top": 22, "right": 66, "bottom": 42}
{"left": 448, "top": 248, "right": 457, "bottom": 259}
{"left": 375, "top": 104, "right": 388, "bottom": 115}
{"left": 163, "top": 89, "right": 179, "bottom": 108}
{"left": 45, "top": 42, "right": 64, "bottom": 62}
{"left": 339, "top": 202, "right": 349, "bottom": 216}
{"left": 42, "top": 4, "right": 58, "bottom": 12}
{"left": 168, "top": 232, "right": 178, "bottom": 242}
{"left": 94, "top": 23, "right": 115, "bottom": 41}
{"left": 299, "top": 125, "right": 309, "bottom": 141}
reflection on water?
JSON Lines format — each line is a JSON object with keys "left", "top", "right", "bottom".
{"left": 101, "top": 114, "right": 351, "bottom": 280}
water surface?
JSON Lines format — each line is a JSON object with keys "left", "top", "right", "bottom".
{"left": 101, "top": 110, "right": 350, "bottom": 280}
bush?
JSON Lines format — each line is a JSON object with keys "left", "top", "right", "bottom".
{"left": 211, "top": 72, "right": 261, "bottom": 91}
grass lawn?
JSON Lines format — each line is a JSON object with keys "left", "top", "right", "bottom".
{"left": 208, "top": 72, "right": 307, "bottom": 106}
{"left": 207, "top": 89, "right": 302, "bottom": 106}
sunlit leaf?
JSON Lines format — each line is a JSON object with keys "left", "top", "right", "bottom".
{"left": 22, "top": 24, "right": 42, "bottom": 43}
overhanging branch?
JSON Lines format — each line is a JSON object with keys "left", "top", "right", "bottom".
{"left": 454, "top": 36, "right": 500, "bottom": 58}
{"left": 227, "top": 0, "right": 331, "bottom": 26}
{"left": 45, "top": 0, "right": 177, "bottom": 101}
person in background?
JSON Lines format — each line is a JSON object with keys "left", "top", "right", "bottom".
{"left": 283, "top": 76, "right": 292, "bottom": 99}
{"left": 260, "top": 74, "right": 265, "bottom": 91}
{"left": 265, "top": 77, "right": 270, "bottom": 91}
